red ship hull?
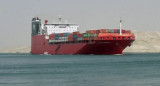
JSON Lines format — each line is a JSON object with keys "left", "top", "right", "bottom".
{"left": 31, "top": 35, "right": 134, "bottom": 55}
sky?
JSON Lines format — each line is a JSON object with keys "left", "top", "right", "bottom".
{"left": 0, "top": 0, "right": 160, "bottom": 50}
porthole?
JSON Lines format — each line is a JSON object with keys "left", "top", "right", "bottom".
{"left": 128, "top": 37, "right": 130, "bottom": 40}
{"left": 122, "top": 37, "right": 125, "bottom": 40}
{"left": 113, "top": 37, "right": 116, "bottom": 40}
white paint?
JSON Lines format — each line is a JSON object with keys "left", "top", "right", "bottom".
{"left": 45, "top": 35, "right": 49, "bottom": 39}
{"left": 120, "top": 22, "right": 122, "bottom": 35}
{"left": 120, "top": 19, "right": 122, "bottom": 35}
{"left": 44, "top": 24, "right": 79, "bottom": 34}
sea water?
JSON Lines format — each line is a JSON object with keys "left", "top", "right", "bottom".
{"left": 0, "top": 53, "right": 160, "bottom": 86}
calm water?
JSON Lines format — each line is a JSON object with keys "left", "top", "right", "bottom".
{"left": 0, "top": 53, "right": 160, "bottom": 86}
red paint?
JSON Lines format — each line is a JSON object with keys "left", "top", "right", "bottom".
{"left": 31, "top": 33, "right": 135, "bottom": 55}
{"left": 59, "top": 33, "right": 63, "bottom": 37}
{"left": 100, "top": 29, "right": 106, "bottom": 33}
{"left": 86, "top": 30, "right": 97, "bottom": 34}
{"left": 114, "top": 29, "right": 117, "bottom": 33}
{"left": 45, "top": 20, "right": 48, "bottom": 24}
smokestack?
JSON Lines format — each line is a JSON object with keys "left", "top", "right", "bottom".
{"left": 45, "top": 20, "right": 48, "bottom": 24}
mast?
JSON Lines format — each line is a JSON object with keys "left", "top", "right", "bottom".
{"left": 120, "top": 18, "right": 122, "bottom": 35}
{"left": 58, "top": 15, "right": 62, "bottom": 24}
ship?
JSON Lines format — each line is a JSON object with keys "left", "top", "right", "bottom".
{"left": 31, "top": 17, "right": 135, "bottom": 55}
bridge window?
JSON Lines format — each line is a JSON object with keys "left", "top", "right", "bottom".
{"left": 122, "top": 37, "right": 125, "bottom": 40}
{"left": 113, "top": 37, "right": 116, "bottom": 40}
{"left": 128, "top": 37, "right": 130, "bottom": 40}
{"left": 106, "top": 37, "right": 109, "bottom": 39}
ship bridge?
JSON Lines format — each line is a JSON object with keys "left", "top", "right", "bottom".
{"left": 44, "top": 24, "right": 79, "bottom": 34}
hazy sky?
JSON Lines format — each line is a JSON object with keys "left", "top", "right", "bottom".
{"left": 0, "top": 0, "right": 160, "bottom": 50}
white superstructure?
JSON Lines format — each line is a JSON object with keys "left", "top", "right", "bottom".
{"left": 44, "top": 24, "right": 79, "bottom": 34}
{"left": 39, "top": 17, "right": 79, "bottom": 35}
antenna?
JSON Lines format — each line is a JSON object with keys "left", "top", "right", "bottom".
{"left": 120, "top": 17, "right": 122, "bottom": 35}
{"left": 58, "top": 15, "right": 62, "bottom": 24}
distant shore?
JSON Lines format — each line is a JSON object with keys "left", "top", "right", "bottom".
{"left": 1, "top": 31, "right": 160, "bottom": 53}
{"left": 124, "top": 30, "right": 160, "bottom": 53}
